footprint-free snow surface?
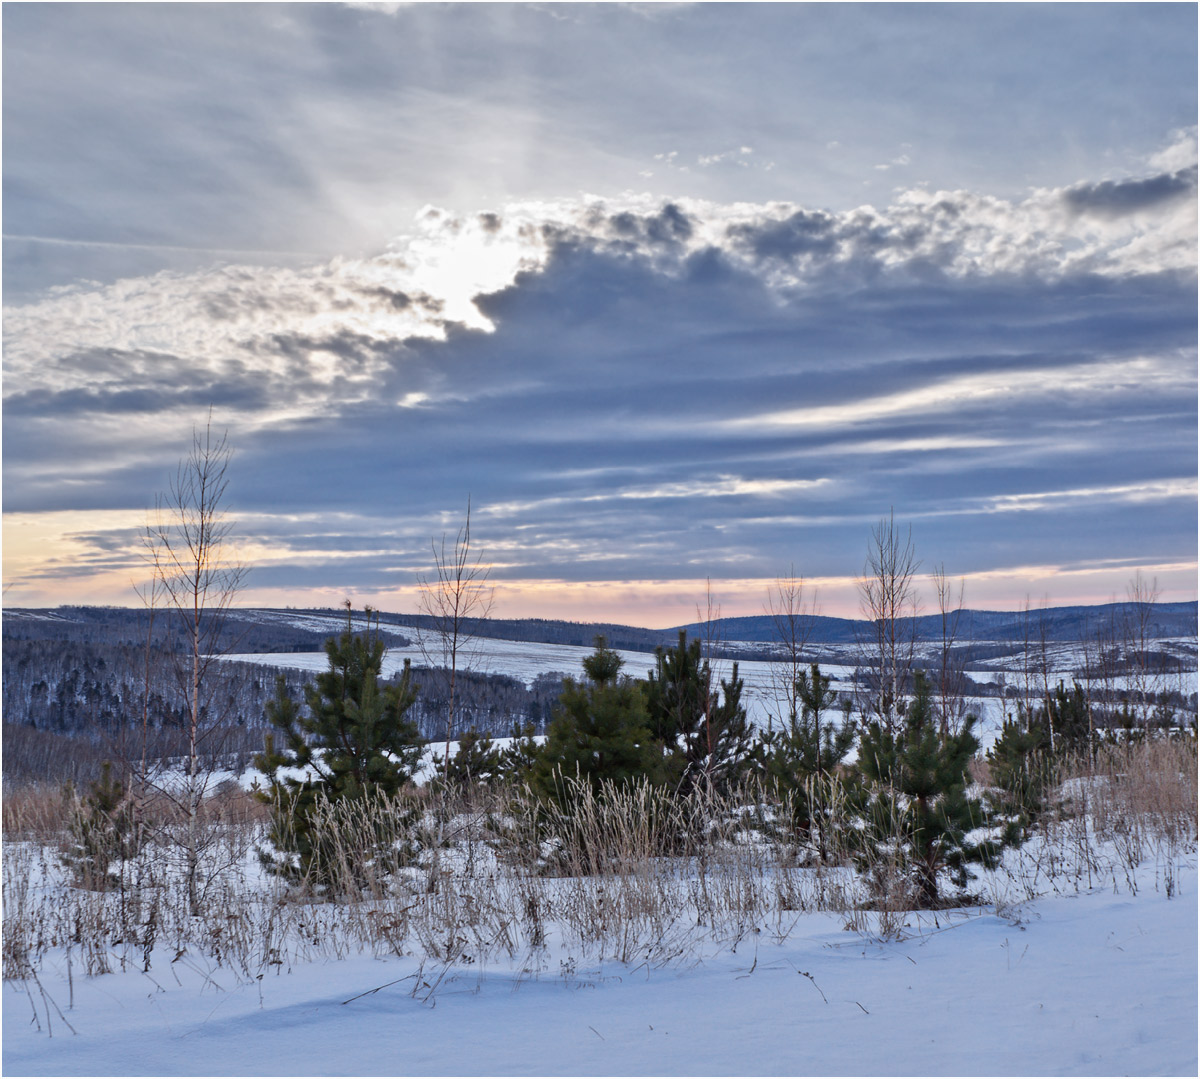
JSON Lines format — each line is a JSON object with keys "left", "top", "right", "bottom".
{"left": 5, "top": 864, "right": 1196, "bottom": 1077}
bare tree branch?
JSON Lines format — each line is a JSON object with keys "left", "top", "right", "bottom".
{"left": 139, "top": 412, "right": 246, "bottom": 912}
{"left": 765, "top": 566, "right": 818, "bottom": 730}
{"left": 417, "top": 498, "right": 495, "bottom": 782}
{"left": 856, "top": 511, "right": 920, "bottom": 732}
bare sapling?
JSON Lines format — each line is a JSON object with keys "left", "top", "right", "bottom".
{"left": 857, "top": 511, "right": 920, "bottom": 734}
{"left": 930, "top": 564, "right": 970, "bottom": 737}
{"left": 765, "top": 567, "right": 818, "bottom": 730}
{"left": 418, "top": 498, "right": 495, "bottom": 783}
{"left": 140, "top": 414, "right": 247, "bottom": 913}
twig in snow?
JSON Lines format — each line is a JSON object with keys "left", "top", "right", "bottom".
{"left": 798, "top": 970, "right": 827, "bottom": 1003}
{"left": 341, "top": 972, "right": 420, "bottom": 1005}
{"left": 589, "top": 1025, "right": 605, "bottom": 1040}
{"left": 854, "top": 1000, "right": 869, "bottom": 1014}
{"left": 22, "top": 980, "right": 42, "bottom": 1033}
{"left": 27, "top": 970, "right": 78, "bottom": 1036}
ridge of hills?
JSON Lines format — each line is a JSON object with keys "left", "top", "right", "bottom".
{"left": 5, "top": 600, "right": 1196, "bottom": 656}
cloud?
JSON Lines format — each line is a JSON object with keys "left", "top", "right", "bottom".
{"left": 3, "top": 150, "right": 1196, "bottom": 607}
{"left": 697, "top": 147, "right": 755, "bottom": 168}
{"left": 340, "top": 2, "right": 410, "bottom": 13}
{"left": 1063, "top": 166, "right": 1197, "bottom": 219}
{"left": 1148, "top": 128, "right": 1198, "bottom": 173}
{"left": 724, "top": 356, "right": 1193, "bottom": 434}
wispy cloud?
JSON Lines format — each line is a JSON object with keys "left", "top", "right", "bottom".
{"left": 3, "top": 6, "right": 1195, "bottom": 616}
{"left": 725, "top": 356, "right": 1193, "bottom": 433}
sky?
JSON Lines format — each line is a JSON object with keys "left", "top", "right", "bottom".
{"left": 3, "top": 2, "right": 1197, "bottom": 626}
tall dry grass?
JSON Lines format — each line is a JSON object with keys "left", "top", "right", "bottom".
{"left": 4, "top": 736, "right": 1196, "bottom": 988}
{"left": 988, "top": 735, "right": 1197, "bottom": 905}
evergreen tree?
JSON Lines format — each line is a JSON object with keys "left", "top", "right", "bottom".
{"left": 497, "top": 721, "right": 542, "bottom": 785}
{"left": 439, "top": 729, "right": 503, "bottom": 790}
{"left": 644, "top": 630, "right": 756, "bottom": 795}
{"left": 532, "top": 637, "right": 663, "bottom": 803}
{"left": 987, "top": 707, "right": 1053, "bottom": 836}
{"left": 1043, "top": 680, "right": 1092, "bottom": 756}
{"left": 255, "top": 618, "right": 422, "bottom": 885}
{"left": 63, "top": 761, "right": 140, "bottom": 890}
{"left": 764, "top": 664, "right": 856, "bottom": 861}
{"left": 856, "top": 671, "right": 1005, "bottom": 908}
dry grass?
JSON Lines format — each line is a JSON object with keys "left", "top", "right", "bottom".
{"left": 4, "top": 735, "right": 1196, "bottom": 987}
{"left": 2, "top": 784, "right": 72, "bottom": 842}
{"left": 989, "top": 735, "right": 1197, "bottom": 904}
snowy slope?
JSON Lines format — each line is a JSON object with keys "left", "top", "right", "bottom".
{"left": 222, "top": 622, "right": 1195, "bottom": 761}
{"left": 224, "top": 628, "right": 985, "bottom": 729}
{"left": 5, "top": 862, "right": 1195, "bottom": 1076}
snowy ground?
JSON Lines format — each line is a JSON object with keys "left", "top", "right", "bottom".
{"left": 225, "top": 630, "right": 1025, "bottom": 744}
{"left": 5, "top": 861, "right": 1196, "bottom": 1076}
{"left": 226, "top": 634, "right": 1198, "bottom": 760}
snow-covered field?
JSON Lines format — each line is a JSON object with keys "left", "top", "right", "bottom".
{"left": 226, "top": 634, "right": 872, "bottom": 731}
{"left": 5, "top": 860, "right": 1196, "bottom": 1076}
{"left": 7, "top": 613, "right": 1194, "bottom": 1076}
{"left": 226, "top": 621, "right": 1197, "bottom": 754}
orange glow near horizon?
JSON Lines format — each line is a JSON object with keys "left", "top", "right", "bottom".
{"left": 221, "top": 563, "right": 1196, "bottom": 628}
{"left": 7, "top": 568, "right": 1198, "bottom": 626}
{"left": 4, "top": 508, "right": 1195, "bottom": 627}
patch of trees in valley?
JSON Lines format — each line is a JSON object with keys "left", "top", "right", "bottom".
{"left": 1, "top": 630, "right": 568, "bottom": 785}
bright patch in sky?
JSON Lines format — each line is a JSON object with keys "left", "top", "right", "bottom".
{"left": 2, "top": 4, "right": 1195, "bottom": 621}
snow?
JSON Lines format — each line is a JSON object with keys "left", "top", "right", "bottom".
{"left": 12, "top": 620, "right": 1187, "bottom": 1074}
{"left": 5, "top": 861, "right": 1196, "bottom": 1076}
{"left": 224, "top": 634, "right": 1029, "bottom": 743}
{"left": 222, "top": 618, "right": 1196, "bottom": 758}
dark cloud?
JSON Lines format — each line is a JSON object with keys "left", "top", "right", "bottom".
{"left": 1063, "top": 166, "right": 1197, "bottom": 218}
{"left": 3, "top": 182, "right": 1194, "bottom": 603}
{"left": 4, "top": 353, "right": 272, "bottom": 419}
{"left": 582, "top": 202, "right": 697, "bottom": 255}
{"left": 357, "top": 286, "right": 412, "bottom": 312}
{"left": 184, "top": 234, "right": 1191, "bottom": 587}
{"left": 727, "top": 209, "right": 838, "bottom": 261}
{"left": 6, "top": 384, "right": 249, "bottom": 419}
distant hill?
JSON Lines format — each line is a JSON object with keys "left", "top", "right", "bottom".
{"left": 676, "top": 602, "right": 1199, "bottom": 647}
{"left": 6, "top": 600, "right": 1195, "bottom": 656}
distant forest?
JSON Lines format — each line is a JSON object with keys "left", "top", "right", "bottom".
{"left": 4, "top": 601, "right": 1195, "bottom": 787}
{"left": 3, "top": 608, "right": 570, "bottom": 786}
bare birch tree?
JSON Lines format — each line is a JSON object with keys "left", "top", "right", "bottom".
{"left": 418, "top": 499, "right": 494, "bottom": 782}
{"left": 141, "top": 417, "right": 246, "bottom": 912}
{"left": 765, "top": 567, "right": 818, "bottom": 730}
{"left": 1121, "top": 572, "right": 1162, "bottom": 730}
{"left": 930, "top": 565, "right": 969, "bottom": 737}
{"left": 857, "top": 511, "right": 921, "bottom": 733}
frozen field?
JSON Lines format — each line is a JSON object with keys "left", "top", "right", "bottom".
{"left": 225, "top": 618, "right": 1196, "bottom": 751}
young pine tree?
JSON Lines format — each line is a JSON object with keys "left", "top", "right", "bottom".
{"left": 497, "top": 721, "right": 543, "bottom": 786}
{"left": 255, "top": 618, "right": 422, "bottom": 885}
{"left": 439, "top": 729, "right": 504, "bottom": 791}
{"left": 1043, "top": 680, "right": 1092, "bottom": 756}
{"left": 764, "top": 663, "right": 856, "bottom": 862}
{"left": 856, "top": 671, "right": 1005, "bottom": 908}
{"left": 987, "top": 707, "right": 1053, "bottom": 837}
{"left": 644, "top": 630, "right": 756, "bottom": 795}
{"left": 532, "top": 637, "right": 664, "bottom": 804}
{"left": 63, "top": 761, "right": 140, "bottom": 891}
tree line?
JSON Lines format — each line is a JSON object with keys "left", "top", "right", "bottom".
{"left": 36, "top": 418, "right": 1197, "bottom": 915}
